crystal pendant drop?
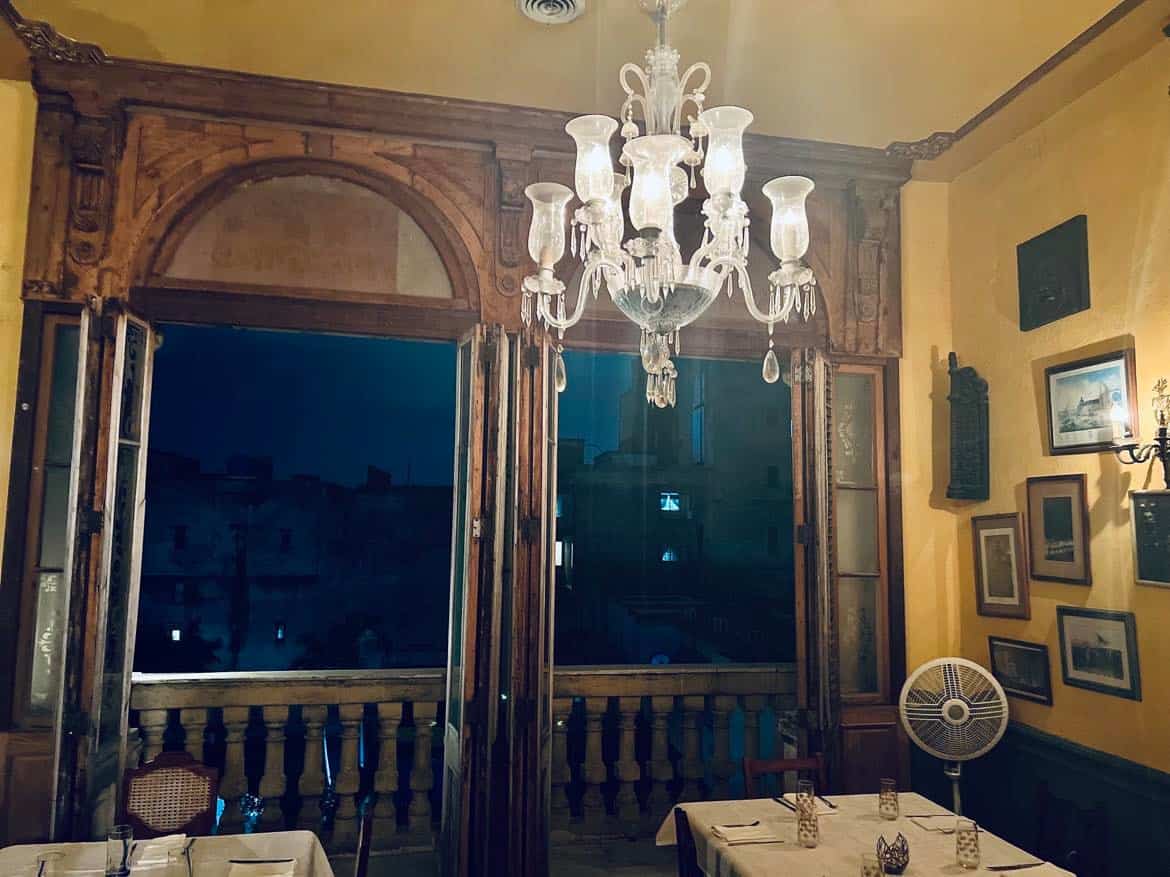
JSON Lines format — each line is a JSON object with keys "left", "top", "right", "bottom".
{"left": 762, "top": 347, "right": 781, "bottom": 384}
{"left": 554, "top": 347, "right": 568, "bottom": 393}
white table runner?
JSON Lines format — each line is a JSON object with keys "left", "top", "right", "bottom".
{"left": 0, "top": 830, "right": 333, "bottom": 876}
{"left": 656, "top": 792, "right": 1074, "bottom": 877}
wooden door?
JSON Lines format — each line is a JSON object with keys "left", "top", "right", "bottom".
{"left": 440, "top": 325, "right": 509, "bottom": 877}
{"left": 53, "top": 304, "right": 157, "bottom": 839}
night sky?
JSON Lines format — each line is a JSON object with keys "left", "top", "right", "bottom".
{"left": 559, "top": 350, "right": 636, "bottom": 461}
{"left": 150, "top": 324, "right": 457, "bottom": 486}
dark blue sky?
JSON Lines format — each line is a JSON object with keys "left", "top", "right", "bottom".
{"left": 150, "top": 324, "right": 457, "bottom": 486}
{"left": 559, "top": 350, "right": 636, "bottom": 462}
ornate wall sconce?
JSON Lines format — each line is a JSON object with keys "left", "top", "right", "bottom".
{"left": 1114, "top": 378, "right": 1170, "bottom": 488}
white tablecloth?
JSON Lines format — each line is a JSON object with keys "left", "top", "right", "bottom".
{"left": 656, "top": 792, "right": 1074, "bottom": 877}
{"left": 0, "top": 830, "right": 333, "bottom": 876}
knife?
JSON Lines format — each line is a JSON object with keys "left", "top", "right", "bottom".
{"left": 986, "top": 863, "right": 1045, "bottom": 872}
{"left": 817, "top": 795, "right": 838, "bottom": 810}
{"left": 772, "top": 796, "right": 797, "bottom": 812}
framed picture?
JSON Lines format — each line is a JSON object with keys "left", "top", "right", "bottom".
{"left": 1056, "top": 607, "right": 1141, "bottom": 701}
{"left": 1017, "top": 214, "right": 1090, "bottom": 331}
{"left": 988, "top": 637, "right": 1053, "bottom": 705}
{"left": 1026, "top": 475, "right": 1091, "bottom": 584}
{"left": 1131, "top": 490, "right": 1170, "bottom": 588}
{"left": 973, "top": 514, "right": 1030, "bottom": 618}
{"left": 1044, "top": 349, "right": 1137, "bottom": 455}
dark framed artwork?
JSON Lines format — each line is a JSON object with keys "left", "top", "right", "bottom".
{"left": 1017, "top": 214, "right": 1090, "bottom": 331}
{"left": 1026, "top": 475, "right": 1091, "bottom": 585}
{"left": 1056, "top": 606, "right": 1141, "bottom": 701}
{"left": 988, "top": 637, "right": 1053, "bottom": 705}
{"left": 1044, "top": 348, "right": 1138, "bottom": 455}
{"left": 1131, "top": 490, "right": 1170, "bottom": 588}
{"left": 973, "top": 514, "right": 1030, "bottom": 618}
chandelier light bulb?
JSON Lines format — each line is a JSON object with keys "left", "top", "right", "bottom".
{"left": 566, "top": 115, "right": 619, "bottom": 204}
{"left": 699, "top": 106, "right": 752, "bottom": 198}
{"left": 525, "top": 182, "right": 574, "bottom": 267}
{"left": 624, "top": 134, "right": 691, "bottom": 232}
{"left": 763, "top": 175, "right": 814, "bottom": 262}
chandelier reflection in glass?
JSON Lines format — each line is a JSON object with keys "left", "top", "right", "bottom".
{"left": 520, "top": 0, "right": 818, "bottom": 408}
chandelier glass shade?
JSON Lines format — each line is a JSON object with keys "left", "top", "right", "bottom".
{"left": 520, "top": 0, "right": 818, "bottom": 407}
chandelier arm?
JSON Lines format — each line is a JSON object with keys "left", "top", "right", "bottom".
{"left": 675, "top": 61, "right": 711, "bottom": 130}
{"left": 538, "top": 256, "right": 626, "bottom": 331}
{"left": 619, "top": 62, "right": 652, "bottom": 122}
{"left": 707, "top": 256, "right": 775, "bottom": 326}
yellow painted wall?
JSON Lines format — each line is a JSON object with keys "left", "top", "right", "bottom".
{"left": 0, "top": 78, "right": 37, "bottom": 577}
{"left": 902, "top": 38, "right": 1170, "bottom": 772}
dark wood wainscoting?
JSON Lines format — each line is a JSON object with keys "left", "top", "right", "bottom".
{"left": 911, "top": 722, "right": 1170, "bottom": 877}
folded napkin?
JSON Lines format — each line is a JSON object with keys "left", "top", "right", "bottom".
{"left": 780, "top": 793, "right": 836, "bottom": 816}
{"left": 909, "top": 815, "right": 955, "bottom": 833}
{"left": 227, "top": 858, "right": 297, "bottom": 877}
{"left": 134, "top": 834, "right": 188, "bottom": 865}
{"left": 710, "top": 824, "right": 784, "bottom": 846}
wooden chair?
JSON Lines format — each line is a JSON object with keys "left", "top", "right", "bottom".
{"left": 121, "top": 751, "right": 219, "bottom": 839}
{"left": 673, "top": 806, "right": 704, "bottom": 877}
{"left": 742, "top": 753, "right": 828, "bottom": 798}
{"left": 353, "top": 798, "right": 374, "bottom": 877}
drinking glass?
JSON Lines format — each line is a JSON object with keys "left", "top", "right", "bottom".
{"left": 860, "top": 852, "right": 883, "bottom": 877}
{"left": 955, "top": 818, "right": 980, "bottom": 869}
{"left": 37, "top": 851, "right": 64, "bottom": 877}
{"left": 105, "top": 824, "right": 133, "bottom": 877}
{"left": 795, "top": 778, "right": 816, "bottom": 808}
{"left": 878, "top": 777, "right": 899, "bottom": 820}
{"left": 794, "top": 780, "right": 819, "bottom": 849}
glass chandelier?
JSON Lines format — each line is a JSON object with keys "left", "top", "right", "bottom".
{"left": 520, "top": 0, "right": 818, "bottom": 407}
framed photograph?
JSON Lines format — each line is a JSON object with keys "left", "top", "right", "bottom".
{"left": 988, "top": 637, "right": 1053, "bottom": 705}
{"left": 1131, "top": 490, "right": 1170, "bottom": 588}
{"left": 1056, "top": 607, "right": 1141, "bottom": 700}
{"left": 1026, "top": 475, "right": 1091, "bottom": 585}
{"left": 973, "top": 514, "right": 1030, "bottom": 618}
{"left": 1018, "top": 215, "right": 1090, "bottom": 331}
{"left": 1044, "top": 349, "right": 1137, "bottom": 455}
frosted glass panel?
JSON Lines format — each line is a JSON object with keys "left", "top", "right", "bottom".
{"left": 839, "top": 576, "right": 879, "bottom": 695}
{"left": 27, "top": 572, "right": 65, "bottom": 715}
{"left": 833, "top": 372, "right": 875, "bottom": 487}
{"left": 836, "top": 488, "right": 879, "bottom": 575}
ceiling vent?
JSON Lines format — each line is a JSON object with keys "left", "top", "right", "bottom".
{"left": 518, "top": 0, "right": 585, "bottom": 25}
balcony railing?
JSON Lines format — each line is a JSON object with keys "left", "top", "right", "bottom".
{"left": 129, "top": 664, "right": 797, "bottom": 850}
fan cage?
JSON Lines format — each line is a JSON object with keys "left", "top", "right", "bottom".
{"left": 899, "top": 657, "right": 1009, "bottom": 762}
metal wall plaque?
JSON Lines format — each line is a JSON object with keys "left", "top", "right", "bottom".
{"left": 947, "top": 352, "right": 989, "bottom": 501}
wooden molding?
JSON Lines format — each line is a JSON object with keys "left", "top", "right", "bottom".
{"left": 0, "top": 0, "right": 106, "bottom": 65}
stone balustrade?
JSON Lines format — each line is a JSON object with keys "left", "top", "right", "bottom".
{"left": 129, "top": 663, "right": 796, "bottom": 851}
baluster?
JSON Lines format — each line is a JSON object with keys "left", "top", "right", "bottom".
{"left": 407, "top": 701, "right": 437, "bottom": 842}
{"left": 138, "top": 709, "right": 168, "bottom": 764}
{"left": 742, "top": 695, "right": 765, "bottom": 796}
{"left": 550, "top": 698, "right": 573, "bottom": 836}
{"left": 678, "top": 696, "right": 704, "bottom": 802}
{"left": 614, "top": 696, "right": 641, "bottom": 837}
{"left": 373, "top": 702, "right": 402, "bottom": 845}
{"left": 646, "top": 696, "right": 674, "bottom": 824}
{"left": 179, "top": 708, "right": 207, "bottom": 764}
{"left": 332, "top": 703, "right": 365, "bottom": 848}
{"left": 219, "top": 706, "right": 251, "bottom": 833}
{"left": 580, "top": 698, "right": 607, "bottom": 834}
{"left": 258, "top": 705, "right": 289, "bottom": 832}
{"left": 711, "top": 696, "right": 736, "bottom": 800}
{"left": 298, "top": 705, "right": 329, "bottom": 832}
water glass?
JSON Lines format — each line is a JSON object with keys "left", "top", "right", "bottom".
{"left": 860, "top": 852, "right": 883, "bottom": 877}
{"left": 955, "top": 818, "right": 980, "bottom": 869}
{"left": 878, "top": 777, "right": 899, "bottom": 820}
{"left": 796, "top": 778, "right": 816, "bottom": 808}
{"left": 105, "top": 824, "right": 133, "bottom": 877}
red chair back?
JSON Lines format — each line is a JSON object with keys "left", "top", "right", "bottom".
{"left": 121, "top": 751, "right": 219, "bottom": 838}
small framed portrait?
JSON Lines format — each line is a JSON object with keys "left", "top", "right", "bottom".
{"left": 1131, "top": 490, "right": 1170, "bottom": 588}
{"left": 972, "top": 514, "right": 1030, "bottom": 619}
{"left": 1026, "top": 475, "right": 1091, "bottom": 585}
{"left": 1017, "top": 215, "right": 1090, "bottom": 331}
{"left": 1044, "top": 349, "right": 1137, "bottom": 455}
{"left": 988, "top": 637, "right": 1053, "bottom": 705}
{"left": 1057, "top": 606, "right": 1141, "bottom": 701}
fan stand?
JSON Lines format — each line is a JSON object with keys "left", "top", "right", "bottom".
{"left": 944, "top": 761, "right": 963, "bottom": 816}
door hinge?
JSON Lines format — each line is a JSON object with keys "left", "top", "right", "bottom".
{"left": 479, "top": 339, "right": 497, "bottom": 366}
{"left": 795, "top": 523, "right": 813, "bottom": 545}
{"left": 519, "top": 516, "right": 540, "bottom": 544}
{"left": 472, "top": 515, "right": 493, "bottom": 541}
{"left": 80, "top": 508, "right": 104, "bottom": 537}
{"left": 524, "top": 345, "right": 541, "bottom": 370}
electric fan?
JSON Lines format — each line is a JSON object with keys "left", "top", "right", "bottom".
{"left": 898, "top": 657, "right": 1009, "bottom": 815}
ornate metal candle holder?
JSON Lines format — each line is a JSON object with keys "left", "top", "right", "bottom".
{"left": 1114, "top": 379, "right": 1170, "bottom": 489}
{"left": 876, "top": 832, "right": 910, "bottom": 875}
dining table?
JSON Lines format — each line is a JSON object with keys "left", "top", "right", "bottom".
{"left": 656, "top": 792, "right": 1075, "bottom": 877}
{"left": 0, "top": 829, "right": 333, "bottom": 876}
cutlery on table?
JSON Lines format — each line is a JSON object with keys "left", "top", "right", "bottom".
{"left": 772, "top": 796, "right": 797, "bottom": 812}
{"left": 712, "top": 820, "right": 760, "bottom": 829}
{"left": 986, "top": 863, "right": 1045, "bottom": 872}
{"left": 817, "top": 795, "right": 838, "bottom": 809}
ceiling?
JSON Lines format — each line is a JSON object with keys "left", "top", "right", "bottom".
{"left": 7, "top": 0, "right": 1139, "bottom": 148}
